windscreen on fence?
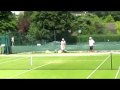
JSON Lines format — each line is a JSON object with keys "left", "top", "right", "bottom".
{"left": 10, "top": 41, "right": 120, "bottom": 53}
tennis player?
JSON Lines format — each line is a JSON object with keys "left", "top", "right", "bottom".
{"left": 60, "top": 38, "right": 66, "bottom": 53}
{"left": 89, "top": 37, "right": 95, "bottom": 52}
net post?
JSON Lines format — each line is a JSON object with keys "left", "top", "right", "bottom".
{"left": 110, "top": 52, "right": 112, "bottom": 70}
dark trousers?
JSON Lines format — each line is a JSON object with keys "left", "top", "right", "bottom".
{"left": 90, "top": 46, "right": 93, "bottom": 51}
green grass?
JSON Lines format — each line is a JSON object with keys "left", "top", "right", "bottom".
{"left": 0, "top": 55, "right": 110, "bottom": 70}
{"left": 112, "top": 54, "right": 120, "bottom": 69}
{"left": 0, "top": 52, "right": 120, "bottom": 79}
{"left": 0, "top": 70, "right": 118, "bottom": 79}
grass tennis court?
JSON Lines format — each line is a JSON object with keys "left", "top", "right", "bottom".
{"left": 0, "top": 52, "right": 120, "bottom": 79}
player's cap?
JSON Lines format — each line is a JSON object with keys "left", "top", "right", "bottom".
{"left": 89, "top": 37, "right": 92, "bottom": 39}
{"left": 62, "top": 38, "right": 64, "bottom": 40}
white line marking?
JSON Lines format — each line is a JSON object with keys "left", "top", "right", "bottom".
{"left": 8, "top": 62, "right": 53, "bottom": 79}
{"left": 0, "top": 52, "right": 110, "bottom": 57}
{"left": 0, "top": 57, "right": 28, "bottom": 65}
{"left": 34, "top": 60, "right": 103, "bottom": 61}
{"left": 86, "top": 55, "right": 110, "bottom": 79}
{"left": 0, "top": 57, "right": 15, "bottom": 61}
{"left": 115, "top": 66, "right": 120, "bottom": 79}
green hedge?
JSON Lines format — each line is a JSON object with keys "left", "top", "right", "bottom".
{"left": 78, "top": 35, "right": 120, "bottom": 42}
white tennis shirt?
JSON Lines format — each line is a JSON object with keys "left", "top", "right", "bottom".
{"left": 89, "top": 39, "right": 95, "bottom": 46}
{"left": 61, "top": 40, "right": 66, "bottom": 50}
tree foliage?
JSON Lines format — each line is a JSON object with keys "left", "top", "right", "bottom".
{"left": 1, "top": 11, "right": 120, "bottom": 44}
{"left": 17, "top": 12, "right": 30, "bottom": 33}
{"left": 26, "top": 11, "right": 76, "bottom": 43}
{"left": 0, "top": 11, "right": 17, "bottom": 35}
{"left": 76, "top": 12, "right": 105, "bottom": 35}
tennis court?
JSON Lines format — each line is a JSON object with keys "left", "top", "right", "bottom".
{"left": 0, "top": 52, "right": 120, "bottom": 79}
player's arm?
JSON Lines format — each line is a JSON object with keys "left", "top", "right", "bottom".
{"left": 94, "top": 40, "right": 95, "bottom": 44}
{"left": 93, "top": 40, "right": 95, "bottom": 46}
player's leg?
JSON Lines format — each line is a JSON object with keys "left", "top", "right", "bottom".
{"left": 63, "top": 45, "right": 66, "bottom": 53}
{"left": 91, "top": 46, "right": 93, "bottom": 52}
{"left": 90, "top": 46, "right": 93, "bottom": 52}
{"left": 61, "top": 45, "right": 64, "bottom": 52}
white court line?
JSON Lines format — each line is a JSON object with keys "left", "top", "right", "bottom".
{"left": 0, "top": 55, "right": 28, "bottom": 61}
{"left": 0, "top": 57, "right": 28, "bottom": 65}
{"left": 79, "top": 60, "right": 103, "bottom": 61}
{"left": 8, "top": 62, "right": 53, "bottom": 79}
{"left": 115, "top": 66, "right": 120, "bottom": 79}
{"left": 0, "top": 57, "right": 16, "bottom": 61}
{"left": 38, "top": 60, "right": 103, "bottom": 61}
{"left": 86, "top": 55, "right": 110, "bottom": 79}
{"left": 0, "top": 53, "right": 110, "bottom": 57}
{"left": 68, "top": 60, "right": 103, "bottom": 61}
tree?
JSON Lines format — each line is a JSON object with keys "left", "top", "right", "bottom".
{"left": 26, "top": 23, "right": 51, "bottom": 44}
{"left": 17, "top": 12, "right": 30, "bottom": 33}
{"left": 89, "top": 11, "right": 110, "bottom": 17}
{"left": 89, "top": 11, "right": 120, "bottom": 21}
{"left": 26, "top": 11, "right": 76, "bottom": 43}
{"left": 104, "top": 15, "right": 115, "bottom": 23}
{"left": 115, "top": 21, "right": 120, "bottom": 34}
{"left": 0, "top": 11, "right": 17, "bottom": 35}
{"left": 76, "top": 12, "right": 105, "bottom": 35}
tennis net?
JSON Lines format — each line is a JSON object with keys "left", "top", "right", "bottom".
{"left": 0, "top": 53, "right": 113, "bottom": 70}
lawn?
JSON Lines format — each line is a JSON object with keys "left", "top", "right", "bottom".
{"left": 0, "top": 52, "right": 120, "bottom": 79}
